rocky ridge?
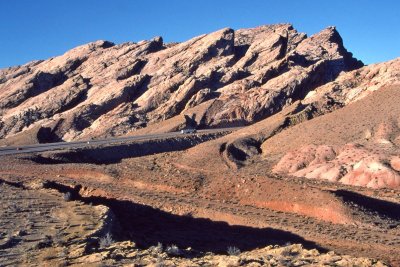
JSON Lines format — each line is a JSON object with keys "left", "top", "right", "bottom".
{"left": 0, "top": 24, "right": 362, "bottom": 143}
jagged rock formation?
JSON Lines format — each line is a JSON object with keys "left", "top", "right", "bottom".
{"left": 0, "top": 24, "right": 362, "bottom": 142}
{"left": 302, "top": 58, "right": 400, "bottom": 108}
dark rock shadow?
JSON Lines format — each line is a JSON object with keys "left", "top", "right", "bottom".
{"left": 333, "top": 189, "right": 400, "bottom": 221}
{"left": 91, "top": 196, "right": 328, "bottom": 254}
{"left": 46, "top": 182, "right": 327, "bottom": 254}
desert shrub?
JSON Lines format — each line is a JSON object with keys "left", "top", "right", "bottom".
{"left": 8, "top": 203, "right": 21, "bottom": 212}
{"left": 151, "top": 242, "right": 163, "bottom": 254}
{"left": 63, "top": 192, "right": 72, "bottom": 201}
{"left": 165, "top": 244, "right": 181, "bottom": 256}
{"left": 154, "top": 256, "right": 166, "bottom": 267}
{"left": 227, "top": 246, "right": 241, "bottom": 256}
{"left": 36, "top": 235, "right": 53, "bottom": 249}
{"left": 99, "top": 232, "right": 114, "bottom": 249}
{"left": 281, "top": 246, "right": 292, "bottom": 256}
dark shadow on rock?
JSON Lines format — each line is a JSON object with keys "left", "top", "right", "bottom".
{"left": 233, "top": 44, "right": 250, "bottom": 61}
{"left": 184, "top": 114, "right": 198, "bottom": 129}
{"left": 44, "top": 181, "right": 328, "bottom": 254}
{"left": 37, "top": 127, "right": 63, "bottom": 144}
{"left": 226, "top": 138, "right": 262, "bottom": 162}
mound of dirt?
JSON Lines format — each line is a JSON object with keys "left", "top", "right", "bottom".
{"left": 273, "top": 143, "right": 400, "bottom": 188}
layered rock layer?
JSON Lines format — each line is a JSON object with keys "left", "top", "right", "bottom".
{"left": 0, "top": 24, "right": 362, "bottom": 142}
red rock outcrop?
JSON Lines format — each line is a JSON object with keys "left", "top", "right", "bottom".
{"left": 268, "top": 86, "right": 400, "bottom": 189}
{"left": 273, "top": 143, "right": 400, "bottom": 188}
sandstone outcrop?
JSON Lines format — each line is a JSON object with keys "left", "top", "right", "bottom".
{"left": 273, "top": 143, "right": 400, "bottom": 188}
{"left": 303, "top": 58, "right": 400, "bottom": 107}
{"left": 175, "top": 63, "right": 400, "bottom": 189}
{"left": 266, "top": 85, "right": 400, "bottom": 188}
{"left": 0, "top": 24, "right": 362, "bottom": 142}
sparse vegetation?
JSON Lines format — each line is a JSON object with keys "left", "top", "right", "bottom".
{"left": 53, "top": 232, "right": 65, "bottom": 246}
{"left": 281, "top": 246, "right": 292, "bottom": 257}
{"left": 165, "top": 244, "right": 181, "bottom": 256}
{"left": 58, "top": 247, "right": 67, "bottom": 258}
{"left": 35, "top": 235, "right": 53, "bottom": 249}
{"left": 99, "top": 232, "right": 114, "bottom": 249}
{"left": 149, "top": 242, "right": 165, "bottom": 259}
{"left": 8, "top": 203, "right": 21, "bottom": 212}
{"left": 227, "top": 246, "right": 241, "bottom": 256}
{"left": 151, "top": 242, "right": 163, "bottom": 254}
{"left": 63, "top": 192, "right": 72, "bottom": 202}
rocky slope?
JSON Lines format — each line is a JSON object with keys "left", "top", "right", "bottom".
{"left": 269, "top": 85, "right": 400, "bottom": 189}
{"left": 0, "top": 24, "right": 362, "bottom": 143}
{"left": 174, "top": 59, "right": 400, "bottom": 189}
{"left": 1, "top": 22, "right": 400, "bottom": 266}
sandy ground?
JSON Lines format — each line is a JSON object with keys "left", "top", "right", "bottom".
{"left": 0, "top": 148, "right": 399, "bottom": 265}
{"left": 1, "top": 88, "right": 399, "bottom": 266}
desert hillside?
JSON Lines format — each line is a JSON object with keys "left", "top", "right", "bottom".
{"left": 1, "top": 24, "right": 400, "bottom": 266}
{"left": 177, "top": 61, "right": 400, "bottom": 188}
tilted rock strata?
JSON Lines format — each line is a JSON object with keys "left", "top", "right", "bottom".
{"left": 0, "top": 24, "right": 362, "bottom": 142}
{"left": 303, "top": 58, "right": 400, "bottom": 107}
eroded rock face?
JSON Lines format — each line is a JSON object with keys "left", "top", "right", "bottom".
{"left": 273, "top": 143, "right": 400, "bottom": 189}
{"left": 303, "top": 58, "right": 400, "bottom": 108}
{"left": 0, "top": 24, "right": 362, "bottom": 142}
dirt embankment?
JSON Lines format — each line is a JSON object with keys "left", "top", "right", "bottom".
{"left": 0, "top": 179, "right": 390, "bottom": 266}
{"left": 31, "top": 132, "right": 227, "bottom": 165}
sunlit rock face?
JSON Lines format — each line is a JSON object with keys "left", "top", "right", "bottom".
{"left": 273, "top": 143, "right": 400, "bottom": 189}
{"left": 0, "top": 24, "right": 362, "bottom": 142}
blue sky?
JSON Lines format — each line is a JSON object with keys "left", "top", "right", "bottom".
{"left": 0, "top": 0, "right": 399, "bottom": 68}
